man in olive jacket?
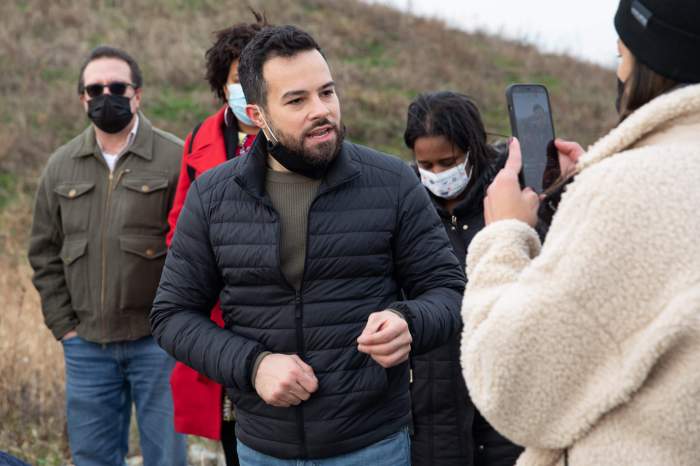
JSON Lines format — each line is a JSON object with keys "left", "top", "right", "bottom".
{"left": 28, "top": 46, "right": 186, "bottom": 465}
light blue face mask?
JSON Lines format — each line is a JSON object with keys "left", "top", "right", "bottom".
{"left": 227, "top": 83, "right": 254, "bottom": 126}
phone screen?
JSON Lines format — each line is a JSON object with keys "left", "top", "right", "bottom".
{"left": 510, "top": 86, "right": 558, "bottom": 193}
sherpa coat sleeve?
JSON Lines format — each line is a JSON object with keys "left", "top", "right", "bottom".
{"left": 150, "top": 179, "right": 265, "bottom": 392}
{"left": 389, "top": 164, "right": 466, "bottom": 355}
{"left": 460, "top": 150, "right": 698, "bottom": 453}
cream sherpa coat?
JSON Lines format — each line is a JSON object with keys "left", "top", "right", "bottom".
{"left": 460, "top": 83, "right": 700, "bottom": 466}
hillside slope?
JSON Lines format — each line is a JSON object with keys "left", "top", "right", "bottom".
{"left": 0, "top": 0, "right": 615, "bottom": 186}
{"left": 0, "top": 0, "right": 615, "bottom": 462}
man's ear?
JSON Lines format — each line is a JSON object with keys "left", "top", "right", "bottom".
{"left": 246, "top": 104, "right": 266, "bottom": 129}
{"left": 80, "top": 93, "right": 87, "bottom": 112}
{"left": 131, "top": 87, "right": 143, "bottom": 112}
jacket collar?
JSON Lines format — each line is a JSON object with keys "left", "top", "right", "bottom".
{"left": 184, "top": 106, "right": 230, "bottom": 175}
{"left": 234, "top": 132, "right": 361, "bottom": 202}
{"left": 189, "top": 105, "right": 228, "bottom": 155}
{"left": 579, "top": 83, "right": 700, "bottom": 172}
{"left": 74, "top": 112, "right": 154, "bottom": 161}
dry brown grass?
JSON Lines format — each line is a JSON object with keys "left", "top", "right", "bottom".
{"left": 0, "top": 0, "right": 617, "bottom": 462}
{"left": 0, "top": 190, "right": 68, "bottom": 462}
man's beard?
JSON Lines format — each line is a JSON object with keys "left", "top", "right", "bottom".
{"left": 270, "top": 118, "right": 345, "bottom": 166}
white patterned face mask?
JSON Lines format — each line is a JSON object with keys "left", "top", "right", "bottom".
{"left": 418, "top": 156, "right": 471, "bottom": 199}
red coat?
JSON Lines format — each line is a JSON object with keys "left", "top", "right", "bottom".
{"left": 167, "top": 106, "right": 255, "bottom": 440}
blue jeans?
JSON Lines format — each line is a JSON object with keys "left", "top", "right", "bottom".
{"left": 62, "top": 335, "right": 187, "bottom": 466}
{"left": 237, "top": 427, "right": 411, "bottom": 466}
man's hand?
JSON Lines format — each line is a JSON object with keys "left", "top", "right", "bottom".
{"left": 484, "top": 138, "right": 540, "bottom": 227}
{"left": 61, "top": 330, "right": 78, "bottom": 341}
{"left": 554, "top": 138, "right": 585, "bottom": 176}
{"left": 357, "top": 310, "right": 412, "bottom": 368}
{"left": 254, "top": 353, "right": 318, "bottom": 407}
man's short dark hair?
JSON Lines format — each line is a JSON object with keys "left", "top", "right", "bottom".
{"left": 238, "top": 25, "right": 324, "bottom": 108}
{"left": 77, "top": 46, "right": 143, "bottom": 95}
{"left": 205, "top": 10, "right": 267, "bottom": 104}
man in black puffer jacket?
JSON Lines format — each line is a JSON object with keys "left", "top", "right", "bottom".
{"left": 150, "top": 25, "right": 465, "bottom": 465}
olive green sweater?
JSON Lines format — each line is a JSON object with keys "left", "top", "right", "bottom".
{"left": 265, "top": 168, "right": 321, "bottom": 290}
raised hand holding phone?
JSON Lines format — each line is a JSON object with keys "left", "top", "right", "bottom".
{"left": 554, "top": 138, "right": 585, "bottom": 176}
{"left": 484, "top": 138, "right": 540, "bottom": 227}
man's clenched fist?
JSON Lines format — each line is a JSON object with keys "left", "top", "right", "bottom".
{"left": 254, "top": 353, "right": 319, "bottom": 407}
{"left": 357, "top": 310, "right": 412, "bottom": 368}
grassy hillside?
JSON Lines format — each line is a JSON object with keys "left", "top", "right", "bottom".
{"left": 0, "top": 0, "right": 616, "bottom": 462}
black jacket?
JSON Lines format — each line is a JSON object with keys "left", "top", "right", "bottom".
{"left": 410, "top": 146, "right": 524, "bottom": 466}
{"left": 150, "top": 137, "right": 466, "bottom": 459}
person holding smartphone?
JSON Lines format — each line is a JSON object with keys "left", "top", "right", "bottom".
{"left": 405, "top": 91, "right": 523, "bottom": 466}
{"left": 460, "top": 1, "right": 700, "bottom": 465}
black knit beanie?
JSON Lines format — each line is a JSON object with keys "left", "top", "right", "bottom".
{"left": 615, "top": 0, "right": 700, "bottom": 83}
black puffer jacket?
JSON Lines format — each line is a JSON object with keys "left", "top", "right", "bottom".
{"left": 411, "top": 145, "right": 524, "bottom": 466}
{"left": 150, "top": 137, "right": 466, "bottom": 459}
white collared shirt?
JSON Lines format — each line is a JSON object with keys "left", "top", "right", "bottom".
{"left": 99, "top": 114, "right": 140, "bottom": 172}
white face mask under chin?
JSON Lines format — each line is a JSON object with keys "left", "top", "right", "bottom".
{"left": 418, "top": 161, "right": 471, "bottom": 200}
{"left": 256, "top": 107, "right": 280, "bottom": 145}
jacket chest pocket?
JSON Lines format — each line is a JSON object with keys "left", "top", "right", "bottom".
{"left": 54, "top": 182, "right": 95, "bottom": 235}
{"left": 118, "top": 176, "right": 169, "bottom": 231}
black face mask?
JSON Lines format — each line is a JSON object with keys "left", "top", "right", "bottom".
{"left": 267, "top": 139, "right": 329, "bottom": 179}
{"left": 87, "top": 94, "right": 134, "bottom": 134}
{"left": 267, "top": 135, "right": 340, "bottom": 180}
{"left": 615, "top": 78, "right": 626, "bottom": 114}
{"left": 262, "top": 121, "right": 343, "bottom": 180}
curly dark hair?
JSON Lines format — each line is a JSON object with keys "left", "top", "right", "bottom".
{"left": 205, "top": 9, "right": 268, "bottom": 103}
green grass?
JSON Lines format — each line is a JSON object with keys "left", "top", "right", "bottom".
{"left": 491, "top": 53, "right": 561, "bottom": 90}
{"left": 302, "top": 2, "right": 322, "bottom": 14}
{"left": 482, "top": 105, "right": 512, "bottom": 138}
{"left": 40, "top": 67, "right": 73, "bottom": 84}
{"left": 16, "top": 0, "right": 30, "bottom": 12}
{"left": 380, "top": 83, "right": 420, "bottom": 100}
{"left": 86, "top": 32, "right": 107, "bottom": 48}
{"left": 0, "top": 413, "right": 67, "bottom": 466}
{"left": 143, "top": 88, "right": 210, "bottom": 125}
{"left": 0, "top": 172, "right": 17, "bottom": 211}
{"left": 161, "top": 0, "right": 212, "bottom": 10}
{"left": 343, "top": 41, "right": 396, "bottom": 69}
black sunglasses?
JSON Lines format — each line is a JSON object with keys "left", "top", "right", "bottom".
{"left": 84, "top": 81, "right": 135, "bottom": 98}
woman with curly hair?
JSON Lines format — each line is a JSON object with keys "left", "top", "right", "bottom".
{"left": 166, "top": 11, "right": 266, "bottom": 464}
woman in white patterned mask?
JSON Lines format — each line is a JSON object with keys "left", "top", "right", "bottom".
{"left": 404, "top": 91, "right": 523, "bottom": 466}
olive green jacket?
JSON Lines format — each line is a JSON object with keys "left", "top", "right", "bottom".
{"left": 28, "top": 114, "right": 182, "bottom": 343}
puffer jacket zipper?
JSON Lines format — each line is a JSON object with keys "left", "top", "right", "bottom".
{"left": 263, "top": 168, "right": 358, "bottom": 458}
{"left": 273, "top": 209, "right": 308, "bottom": 458}
{"left": 290, "top": 184, "right": 346, "bottom": 458}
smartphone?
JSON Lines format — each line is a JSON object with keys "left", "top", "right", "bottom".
{"left": 506, "top": 84, "right": 559, "bottom": 193}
